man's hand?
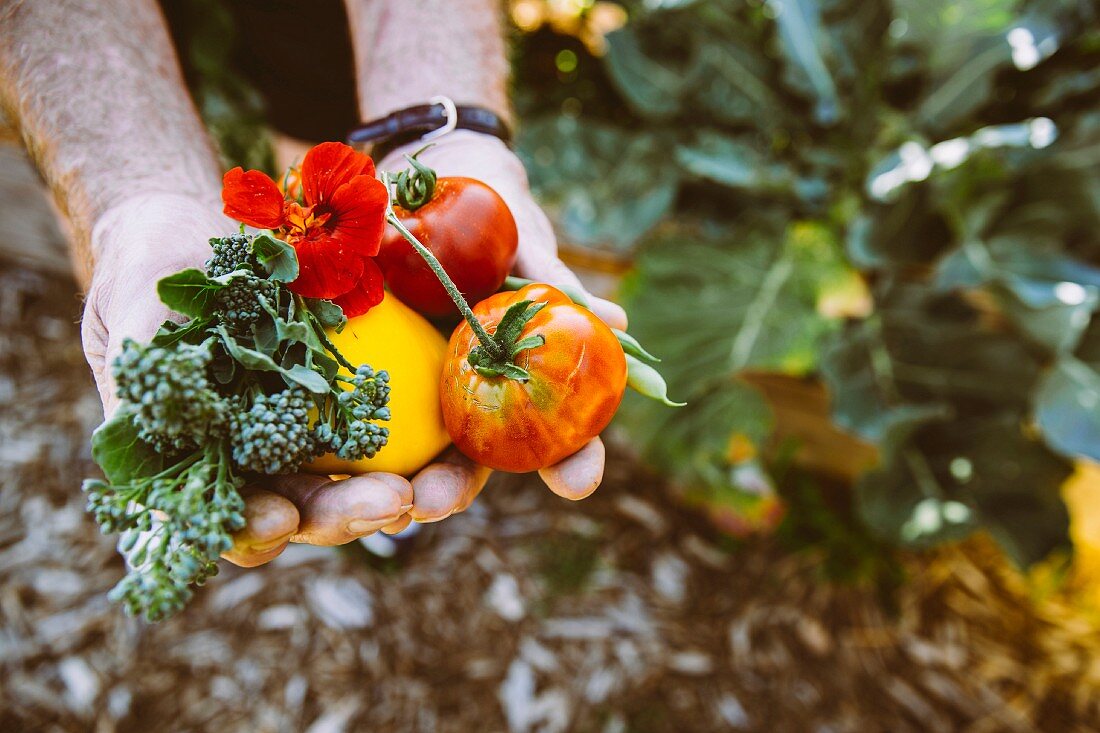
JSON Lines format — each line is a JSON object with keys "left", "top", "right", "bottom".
{"left": 376, "top": 131, "right": 628, "bottom": 523}
{"left": 82, "top": 132, "right": 625, "bottom": 569}
{"left": 81, "top": 193, "right": 413, "bottom": 567}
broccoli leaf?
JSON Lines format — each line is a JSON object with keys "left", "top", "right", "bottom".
{"left": 90, "top": 406, "right": 165, "bottom": 484}
{"left": 152, "top": 316, "right": 212, "bottom": 347}
{"left": 283, "top": 364, "right": 330, "bottom": 394}
{"left": 252, "top": 233, "right": 299, "bottom": 282}
{"left": 305, "top": 298, "right": 347, "bottom": 332}
{"left": 157, "top": 269, "right": 225, "bottom": 318}
{"left": 217, "top": 325, "right": 283, "bottom": 372}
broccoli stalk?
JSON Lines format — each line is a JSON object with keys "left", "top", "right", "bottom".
{"left": 83, "top": 442, "right": 244, "bottom": 621}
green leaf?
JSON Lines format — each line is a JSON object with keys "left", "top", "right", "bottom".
{"left": 857, "top": 418, "right": 1071, "bottom": 567}
{"left": 312, "top": 350, "right": 340, "bottom": 382}
{"left": 847, "top": 191, "right": 954, "bottom": 269}
{"left": 617, "top": 378, "right": 773, "bottom": 495}
{"left": 673, "top": 132, "right": 802, "bottom": 195}
{"left": 887, "top": 0, "right": 1057, "bottom": 133}
{"left": 305, "top": 298, "right": 347, "bottom": 333}
{"left": 934, "top": 237, "right": 1100, "bottom": 354}
{"left": 283, "top": 364, "right": 330, "bottom": 394}
{"left": 769, "top": 0, "right": 841, "bottom": 125}
{"left": 686, "top": 22, "right": 781, "bottom": 126}
{"left": 517, "top": 116, "right": 679, "bottom": 253}
{"left": 157, "top": 269, "right": 225, "bottom": 318}
{"left": 90, "top": 406, "right": 165, "bottom": 483}
{"left": 823, "top": 282, "right": 1043, "bottom": 438}
{"left": 498, "top": 363, "right": 532, "bottom": 382}
{"left": 603, "top": 26, "right": 684, "bottom": 118}
{"left": 151, "top": 316, "right": 212, "bottom": 347}
{"left": 821, "top": 280, "right": 1072, "bottom": 564}
{"left": 211, "top": 351, "right": 237, "bottom": 384}
{"left": 217, "top": 325, "right": 282, "bottom": 372}
{"left": 616, "top": 220, "right": 844, "bottom": 497}
{"left": 510, "top": 334, "right": 545, "bottom": 357}
{"left": 274, "top": 318, "right": 310, "bottom": 344}
{"left": 252, "top": 233, "right": 299, "bottom": 282}
{"left": 821, "top": 317, "right": 951, "bottom": 445}
{"left": 252, "top": 316, "right": 279, "bottom": 356}
{"left": 1035, "top": 356, "right": 1100, "bottom": 462}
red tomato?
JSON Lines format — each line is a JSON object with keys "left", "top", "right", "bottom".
{"left": 377, "top": 177, "right": 518, "bottom": 317}
{"left": 440, "top": 283, "right": 627, "bottom": 472}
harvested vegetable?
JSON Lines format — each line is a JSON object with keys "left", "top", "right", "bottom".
{"left": 376, "top": 149, "right": 518, "bottom": 317}
{"left": 306, "top": 291, "right": 451, "bottom": 477}
{"left": 82, "top": 143, "right": 399, "bottom": 622}
{"left": 440, "top": 283, "right": 626, "bottom": 472}
{"left": 380, "top": 163, "right": 680, "bottom": 472}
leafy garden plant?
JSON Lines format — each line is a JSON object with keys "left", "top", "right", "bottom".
{"left": 514, "top": 0, "right": 1100, "bottom": 566}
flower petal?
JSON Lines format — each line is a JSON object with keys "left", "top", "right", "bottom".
{"left": 326, "top": 175, "right": 389, "bottom": 258}
{"left": 301, "top": 142, "right": 377, "bottom": 206}
{"left": 332, "top": 258, "right": 385, "bottom": 318}
{"left": 222, "top": 167, "right": 286, "bottom": 229}
{"left": 288, "top": 234, "right": 366, "bottom": 299}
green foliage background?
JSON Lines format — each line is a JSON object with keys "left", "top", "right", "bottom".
{"left": 513, "top": 0, "right": 1100, "bottom": 566}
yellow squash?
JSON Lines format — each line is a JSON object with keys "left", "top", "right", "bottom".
{"left": 305, "top": 292, "right": 450, "bottom": 477}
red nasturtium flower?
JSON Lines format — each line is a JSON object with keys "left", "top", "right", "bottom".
{"left": 221, "top": 142, "right": 388, "bottom": 316}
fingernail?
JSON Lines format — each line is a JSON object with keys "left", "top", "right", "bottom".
{"left": 400, "top": 503, "right": 413, "bottom": 512}
{"left": 250, "top": 533, "right": 293, "bottom": 553}
{"left": 347, "top": 518, "right": 386, "bottom": 534}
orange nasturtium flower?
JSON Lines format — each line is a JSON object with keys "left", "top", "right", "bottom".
{"left": 221, "top": 142, "right": 388, "bottom": 316}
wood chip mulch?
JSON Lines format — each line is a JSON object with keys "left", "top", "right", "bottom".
{"left": 2, "top": 264, "right": 1099, "bottom": 733}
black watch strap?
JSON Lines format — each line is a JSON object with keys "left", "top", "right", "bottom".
{"left": 347, "top": 103, "right": 511, "bottom": 161}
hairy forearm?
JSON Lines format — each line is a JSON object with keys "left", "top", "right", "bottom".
{"left": 0, "top": 0, "right": 221, "bottom": 282}
{"left": 345, "top": 0, "right": 511, "bottom": 122}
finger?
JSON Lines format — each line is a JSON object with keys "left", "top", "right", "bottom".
{"left": 586, "top": 294, "right": 629, "bottom": 332}
{"left": 80, "top": 296, "right": 114, "bottom": 414}
{"left": 267, "top": 474, "right": 406, "bottom": 545}
{"left": 365, "top": 473, "right": 413, "bottom": 535}
{"left": 223, "top": 489, "right": 300, "bottom": 568}
{"left": 381, "top": 514, "right": 412, "bottom": 535}
{"left": 363, "top": 472, "right": 414, "bottom": 509}
{"left": 82, "top": 286, "right": 172, "bottom": 416}
{"left": 538, "top": 437, "right": 606, "bottom": 501}
{"left": 409, "top": 449, "right": 492, "bottom": 522}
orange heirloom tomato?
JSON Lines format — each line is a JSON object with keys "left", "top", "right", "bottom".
{"left": 440, "top": 283, "right": 627, "bottom": 473}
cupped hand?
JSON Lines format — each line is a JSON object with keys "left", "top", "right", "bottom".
{"left": 81, "top": 193, "right": 414, "bottom": 567}
{"left": 377, "top": 131, "right": 626, "bottom": 524}
{"left": 82, "top": 132, "right": 625, "bottom": 568}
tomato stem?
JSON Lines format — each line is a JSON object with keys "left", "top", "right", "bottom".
{"left": 383, "top": 209, "right": 505, "bottom": 361}
{"left": 392, "top": 146, "right": 437, "bottom": 211}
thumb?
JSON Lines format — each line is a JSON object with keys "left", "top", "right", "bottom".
{"left": 515, "top": 243, "right": 628, "bottom": 331}
{"left": 82, "top": 267, "right": 177, "bottom": 417}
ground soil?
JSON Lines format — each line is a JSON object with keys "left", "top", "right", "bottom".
{"left": 2, "top": 263, "right": 1099, "bottom": 733}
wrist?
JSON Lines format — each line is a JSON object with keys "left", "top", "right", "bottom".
{"left": 351, "top": 100, "right": 512, "bottom": 163}
{"left": 379, "top": 130, "right": 524, "bottom": 181}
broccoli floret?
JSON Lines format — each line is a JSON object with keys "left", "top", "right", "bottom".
{"left": 206, "top": 232, "right": 258, "bottom": 277}
{"left": 84, "top": 447, "right": 245, "bottom": 622}
{"left": 112, "top": 339, "right": 227, "bottom": 453}
{"left": 230, "top": 386, "right": 315, "bottom": 474}
{"left": 216, "top": 274, "right": 277, "bottom": 332}
{"left": 313, "top": 365, "right": 391, "bottom": 461}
